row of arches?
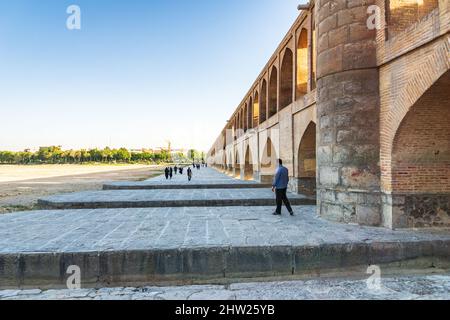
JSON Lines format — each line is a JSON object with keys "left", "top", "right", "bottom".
{"left": 219, "top": 121, "right": 317, "bottom": 195}
{"left": 232, "top": 27, "right": 314, "bottom": 138}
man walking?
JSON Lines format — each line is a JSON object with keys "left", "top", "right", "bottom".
{"left": 187, "top": 167, "right": 193, "bottom": 182}
{"left": 272, "top": 159, "right": 294, "bottom": 216}
{"left": 164, "top": 167, "right": 169, "bottom": 180}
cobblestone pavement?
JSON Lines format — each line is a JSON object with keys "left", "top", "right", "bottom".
{"left": 1, "top": 274, "right": 449, "bottom": 300}
{"left": 1, "top": 206, "right": 449, "bottom": 253}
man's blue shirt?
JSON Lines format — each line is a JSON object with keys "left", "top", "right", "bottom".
{"left": 272, "top": 165, "right": 289, "bottom": 189}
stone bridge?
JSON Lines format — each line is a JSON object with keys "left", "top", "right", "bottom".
{"left": 207, "top": 0, "right": 450, "bottom": 229}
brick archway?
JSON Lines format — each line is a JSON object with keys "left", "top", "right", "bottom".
{"left": 280, "top": 48, "right": 293, "bottom": 110}
{"left": 244, "top": 146, "right": 254, "bottom": 180}
{"left": 384, "top": 70, "right": 450, "bottom": 228}
{"left": 253, "top": 91, "right": 260, "bottom": 127}
{"left": 296, "top": 28, "right": 308, "bottom": 97}
{"left": 297, "top": 122, "right": 317, "bottom": 195}
{"left": 381, "top": 39, "right": 450, "bottom": 192}
{"left": 268, "top": 67, "right": 278, "bottom": 118}
{"left": 260, "top": 80, "right": 268, "bottom": 124}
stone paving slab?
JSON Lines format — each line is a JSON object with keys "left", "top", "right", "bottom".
{"left": 1, "top": 206, "right": 450, "bottom": 288}
{"left": 1, "top": 274, "right": 450, "bottom": 300}
{"left": 38, "top": 188, "right": 315, "bottom": 209}
{"left": 103, "top": 167, "right": 270, "bottom": 190}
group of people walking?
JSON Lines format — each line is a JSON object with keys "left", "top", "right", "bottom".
{"left": 192, "top": 161, "right": 207, "bottom": 170}
{"left": 164, "top": 165, "right": 193, "bottom": 182}
{"left": 164, "top": 159, "right": 293, "bottom": 216}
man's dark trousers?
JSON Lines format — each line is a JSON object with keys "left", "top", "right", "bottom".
{"left": 275, "top": 188, "right": 293, "bottom": 214}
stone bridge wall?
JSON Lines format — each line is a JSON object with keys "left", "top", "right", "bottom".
{"left": 208, "top": 0, "right": 450, "bottom": 229}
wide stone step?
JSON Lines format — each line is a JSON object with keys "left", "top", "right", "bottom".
{"left": 1, "top": 207, "right": 450, "bottom": 289}
{"left": 103, "top": 181, "right": 271, "bottom": 190}
{"left": 103, "top": 167, "right": 271, "bottom": 190}
{"left": 38, "top": 189, "right": 316, "bottom": 209}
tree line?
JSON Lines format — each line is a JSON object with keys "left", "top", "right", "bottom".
{"left": 0, "top": 146, "right": 189, "bottom": 165}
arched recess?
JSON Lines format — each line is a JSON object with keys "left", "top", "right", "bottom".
{"left": 268, "top": 67, "right": 278, "bottom": 118}
{"left": 244, "top": 146, "right": 254, "bottom": 180}
{"left": 297, "top": 122, "right": 316, "bottom": 195}
{"left": 260, "top": 80, "right": 268, "bottom": 124}
{"left": 280, "top": 48, "right": 293, "bottom": 110}
{"left": 210, "top": 149, "right": 216, "bottom": 166}
{"left": 253, "top": 91, "right": 260, "bottom": 127}
{"left": 237, "top": 113, "right": 241, "bottom": 138}
{"left": 381, "top": 40, "right": 449, "bottom": 191}
{"left": 296, "top": 28, "right": 308, "bottom": 98}
{"left": 244, "top": 104, "right": 248, "bottom": 132}
{"left": 233, "top": 148, "right": 241, "bottom": 178}
{"left": 311, "top": 15, "right": 317, "bottom": 90}
{"left": 261, "top": 137, "right": 278, "bottom": 173}
{"left": 248, "top": 97, "right": 253, "bottom": 130}
{"left": 389, "top": 70, "right": 450, "bottom": 228}
{"left": 223, "top": 152, "right": 227, "bottom": 169}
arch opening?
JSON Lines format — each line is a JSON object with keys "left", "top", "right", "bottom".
{"left": 253, "top": 92, "right": 260, "bottom": 128}
{"left": 223, "top": 152, "right": 228, "bottom": 172}
{"left": 260, "top": 137, "right": 278, "bottom": 183}
{"left": 389, "top": 70, "right": 450, "bottom": 228}
{"left": 244, "top": 146, "right": 254, "bottom": 181}
{"left": 311, "top": 15, "right": 316, "bottom": 90}
{"left": 296, "top": 28, "right": 308, "bottom": 98}
{"left": 234, "top": 149, "right": 241, "bottom": 178}
{"left": 260, "top": 80, "right": 267, "bottom": 124}
{"left": 244, "top": 104, "right": 248, "bottom": 133}
{"left": 248, "top": 98, "right": 253, "bottom": 130}
{"left": 269, "top": 67, "right": 278, "bottom": 118}
{"left": 297, "top": 122, "right": 316, "bottom": 195}
{"left": 280, "top": 48, "right": 293, "bottom": 110}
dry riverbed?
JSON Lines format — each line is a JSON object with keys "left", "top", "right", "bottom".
{"left": 0, "top": 164, "right": 163, "bottom": 214}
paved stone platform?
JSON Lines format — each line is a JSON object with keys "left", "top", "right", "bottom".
{"left": 38, "top": 188, "right": 315, "bottom": 209}
{"left": 103, "top": 167, "right": 269, "bottom": 190}
{"left": 1, "top": 206, "right": 450, "bottom": 288}
{"left": 2, "top": 274, "right": 450, "bottom": 300}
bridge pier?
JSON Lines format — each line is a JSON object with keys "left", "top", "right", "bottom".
{"left": 316, "top": 1, "right": 381, "bottom": 226}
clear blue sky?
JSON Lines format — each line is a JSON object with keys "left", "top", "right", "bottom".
{"left": 0, "top": 0, "right": 302, "bottom": 152}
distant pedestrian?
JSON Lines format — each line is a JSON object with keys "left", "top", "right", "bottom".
{"left": 174, "top": 166, "right": 178, "bottom": 175}
{"left": 272, "top": 159, "right": 294, "bottom": 216}
{"left": 179, "top": 168, "right": 183, "bottom": 175}
{"left": 169, "top": 167, "right": 173, "bottom": 179}
{"left": 164, "top": 167, "right": 169, "bottom": 180}
{"left": 187, "top": 168, "right": 193, "bottom": 181}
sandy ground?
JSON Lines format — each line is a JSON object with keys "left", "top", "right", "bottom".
{"left": 0, "top": 165, "right": 163, "bottom": 214}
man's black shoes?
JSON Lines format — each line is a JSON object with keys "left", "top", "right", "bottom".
{"left": 273, "top": 212, "right": 295, "bottom": 216}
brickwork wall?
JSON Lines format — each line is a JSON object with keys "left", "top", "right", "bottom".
{"left": 380, "top": 37, "right": 450, "bottom": 193}
{"left": 392, "top": 72, "right": 450, "bottom": 193}
{"left": 388, "top": 0, "right": 439, "bottom": 38}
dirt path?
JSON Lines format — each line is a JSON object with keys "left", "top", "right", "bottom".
{"left": 0, "top": 165, "right": 163, "bottom": 214}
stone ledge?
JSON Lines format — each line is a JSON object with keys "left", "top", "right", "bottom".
{"left": 1, "top": 240, "right": 449, "bottom": 289}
